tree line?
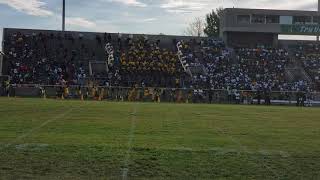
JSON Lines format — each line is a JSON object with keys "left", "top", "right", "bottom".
{"left": 184, "top": 8, "right": 224, "bottom": 38}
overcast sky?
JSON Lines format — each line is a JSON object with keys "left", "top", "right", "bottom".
{"left": 0, "top": 0, "right": 319, "bottom": 49}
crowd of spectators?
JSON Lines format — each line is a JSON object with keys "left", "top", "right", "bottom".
{"left": 114, "top": 38, "right": 190, "bottom": 88}
{"left": 3, "top": 31, "right": 112, "bottom": 86}
{"left": 3, "top": 30, "right": 318, "bottom": 97}
{"left": 178, "top": 39, "right": 237, "bottom": 89}
{"left": 296, "top": 44, "right": 320, "bottom": 85}
{"left": 177, "top": 40, "right": 295, "bottom": 92}
{"left": 177, "top": 40, "right": 314, "bottom": 101}
{"left": 236, "top": 48, "right": 290, "bottom": 91}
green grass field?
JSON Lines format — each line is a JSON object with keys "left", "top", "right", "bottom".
{"left": 0, "top": 98, "right": 320, "bottom": 179}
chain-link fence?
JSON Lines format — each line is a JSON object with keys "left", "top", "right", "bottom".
{"left": 1, "top": 84, "right": 320, "bottom": 106}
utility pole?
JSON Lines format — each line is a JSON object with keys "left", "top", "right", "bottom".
{"left": 317, "top": 0, "right": 320, "bottom": 41}
{"left": 62, "top": 0, "right": 65, "bottom": 31}
{"left": 0, "top": 51, "right": 3, "bottom": 75}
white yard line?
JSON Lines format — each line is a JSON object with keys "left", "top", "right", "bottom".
{"left": 121, "top": 104, "right": 138, "bottom": 180}
{"left": 0, "top": 109, "right": 73, "bottom": 151}
{"left": 213, "top": 126, "right": 280, "bottom": 179}
{"left": 0, "top": 101, "right": 88, "bottom": 151}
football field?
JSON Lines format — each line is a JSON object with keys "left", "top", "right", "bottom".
{"left": 0, "top": 98, "right": 320, "bottom": 179}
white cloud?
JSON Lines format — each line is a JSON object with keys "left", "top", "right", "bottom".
{"left": 159, "top": 0, "right": 318, "bottom": 15}
{"left": 233, "top": 0, "right": 316, "bottom": 10}
{"left": 107, "top": 0, "right": 147, "bottom": 7}
{"left": 92, "top": 20, "right": 122, "bottom": 32}
{"left": 66, "top": 17, "right": 96, "bottom": 28}
{"left": 101, "top": 12, "right": 157, "bottom": 24}
{"left": 140, "top": 18, "right": 157, "bottom": 22}
{"left": 0, "top": 0, "right": 53, "bottom": 17}
{"left": 160, "top": 0, "right": 207, "bottom": 13}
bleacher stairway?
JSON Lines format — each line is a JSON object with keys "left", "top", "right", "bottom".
{"left": 285, "top": 54, "right": 313, "bottom": 83}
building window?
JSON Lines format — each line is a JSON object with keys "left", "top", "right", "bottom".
{"left": 266, "top": 15, "right": 279, "bottom": 24}
{"left": 280, "top": 16, "right": 292, "bottom": 25}
{"left": 313, "top": 16, "right": 320, "bottom": 24}
{"left": 237, "top": 15, "right": 250, "bottom": 24}
{"left": 251, "top": 14, "right": 265, "bottom": 24}
{"left": 293, "top": 16, "right": 312, "bottom": 24}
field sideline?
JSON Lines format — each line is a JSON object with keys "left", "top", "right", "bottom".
{"left": 0, "top": 97, "right": 320, "bottom": 179}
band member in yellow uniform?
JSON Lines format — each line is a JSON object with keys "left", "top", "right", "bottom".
{"left": 77, "top": 86, "right": 84, "bottom": 101}
{"left": 98, "top": 88, "right": 105, "bottom": 101}
{"left": 91, "top": 86, "right": 96, "bottom": 99}
{"left": 63, "top": 86, "right": 69, "bottom": 99}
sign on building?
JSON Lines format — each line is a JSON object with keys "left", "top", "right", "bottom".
{"left": 281, "top": 24, "right": 320, "bottom": 35}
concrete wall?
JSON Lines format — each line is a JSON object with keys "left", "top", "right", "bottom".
{"left": 226, "top": 32, "right": 276, "bottom": 47}
{"left": 8, "top": 87, "right": 58, "bottom": 97}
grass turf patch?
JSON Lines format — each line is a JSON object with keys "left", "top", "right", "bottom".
{"left": 0, "top": 98, "right": 320, "bottom": 179}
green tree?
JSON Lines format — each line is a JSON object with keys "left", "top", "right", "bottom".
{"left": 204, "top": 7, "right": 224, "bottom": 37}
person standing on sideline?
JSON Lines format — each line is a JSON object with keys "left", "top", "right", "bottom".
{"left": 4, "top": 79, "right": 10, "bottom": 97}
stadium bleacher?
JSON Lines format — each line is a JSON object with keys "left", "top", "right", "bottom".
{"left": 296, "top": 43, "right": 320, "bottom": 86}
{"left": 236, "top": 48, "right": 290, "bottom": 90}
{"left": 1, "top": 28, "right": 320, "bottom": 104}
{"left": 115, "top": 38, "right": 190, "bottom": 88}
{"left": 3, "top": 30, "right": 97, "bottom": 85}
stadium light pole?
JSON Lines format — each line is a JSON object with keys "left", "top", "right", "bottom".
{"left": 317, "top": 0, "right": 320, "bottom": 42}
{"left": 62, "top": 0, "right": 66, "bottom": 31}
